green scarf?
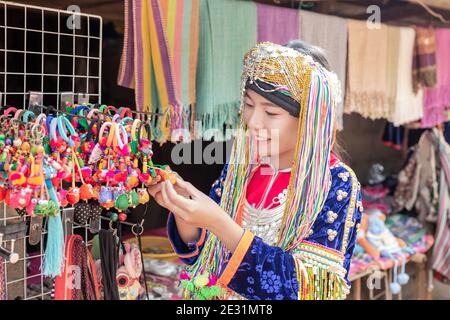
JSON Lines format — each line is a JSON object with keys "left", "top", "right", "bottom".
{"left": 195, "top": 0, "right": 257, "bottom": 141}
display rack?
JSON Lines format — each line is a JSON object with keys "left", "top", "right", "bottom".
{"left": 0, "top": 1, "right": 103, "bottom": 300}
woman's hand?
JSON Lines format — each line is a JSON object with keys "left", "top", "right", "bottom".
{"left": 160, "top": 179, "right": 225, "bottom": 230}
{"left": 147, "top": 175, "right": 190, "bottom": 207}
{"left": 161, "top": 179, "right": 245, "bottom": 253}
{"left": 147, "top": 174, "right": 209, "bottom": 247}
{"left": 149, "top": 175, "right": 245, "bottom": 253}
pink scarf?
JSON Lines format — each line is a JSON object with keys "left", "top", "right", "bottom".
{"left": 422, "top": 28, "right": 450, "bottom": 128}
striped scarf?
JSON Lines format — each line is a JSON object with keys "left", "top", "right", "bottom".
{"left": 412, "top": 26, "right": 437, "bottom": 93}
{"left": 118, "top": 0, "right": 200, "bottom": 143}
{"left": 431, "top": 129, "right": 450, "bottom": 280}
{"left": 0, "top": 257, "right": 4, "bottom": 300}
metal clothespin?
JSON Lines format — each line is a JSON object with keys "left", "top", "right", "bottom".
{"left": 60, "top": 92, "right": 74, "bottom": 112}
{"left": 0, "top": 234, "right": 19, "bottom": 264}
{"left": 27, "top": 91, "right": 43, "bottom": 115}
{"left": 62, "top": 207, "right": 74, "bottom": 236}
{"left": 28, "top": 216, "right": 44, "bottom": 246}
{"left": 77, "top": 93, "right": 89, "bottom": 105}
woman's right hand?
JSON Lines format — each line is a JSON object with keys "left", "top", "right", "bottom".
{"left": 147, "top": 173, "right": 203, "bottom": 246}
{"left": 147, "top": 173, "right": 190, "bottom": 209}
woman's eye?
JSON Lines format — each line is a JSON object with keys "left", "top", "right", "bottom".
{"left": 265, "top": 111, "right": 279, "bottom": 116}
{"left": 244, "top": 103, "right": 254, "bottom": 108}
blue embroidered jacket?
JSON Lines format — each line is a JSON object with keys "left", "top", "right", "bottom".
{"left": 167, "top": 161, "right": 362, "bottom": 300}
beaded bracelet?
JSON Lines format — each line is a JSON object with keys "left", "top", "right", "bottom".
{"left": 57, "top": 116, "right": 78, "bottom": 147}
{"left": 118, "top": 107, "right": 133, "bottom": 119}
{"left": 114, "top": 123, "right": 128, "bottom": 150}
{"left": 85, "top": 117, "right": 102, "bottom": 144}
{"left": 22, "top": 110, "right": 36, "bottom": 123}
{"left": 98, "top": 121, "right": 114, "bottom": 147}
{"left": 3, "top": 107, "right": 18, "bottom": 118}
{"left": 87, "top": 108, "right": 101, "bottom": 120}
{"left": 13, "top": 109, "right": 25, "bottom": 121}
{"left": 137, "top": 121, "right": 152, "bottom": 146}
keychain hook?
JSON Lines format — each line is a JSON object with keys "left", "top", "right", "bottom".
{"left": 131, "top": 220, "right": 145, "bottom": 237}
{"left": 108, "top": 220, "right": 118, "bottom": 236}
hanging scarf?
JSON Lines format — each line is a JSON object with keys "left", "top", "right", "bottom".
{"left": 431, "top": 129, "right": 450, "bottom": 280}
{"left": 99, "top": 229, "right": 120, "bottom": 300}
{"left": 422, "top": 28, "right": 450, "bottom": 128}
{"left": 150, "top": 0, "right": 200, "bottom": 142}
{"left": 117, "top": 0, "right": 135, "bottom": 90}
{"left": 0, "top": 257, "right": 5, "bottom": 300}
{"left": 299, "top": 10, "right": 347, "bottom": 130}
{"left": 54, "top": 235, "right": 100, "bottom": 300}
{"left": 390, "top": 27, "right": 423, "bottom": 126}
{"left": 185, "top": 42, "right": 341, "bottom": 299}
{"left": 345, "top": 20, "right": 396, "bottom": 120}
{"left": 117, "top": 0, "right": 200, "bottom": 143}
{"left": 256, "top": 2, "right": 299, "bottom": 45}
{"left": 412, "top": 26, "right": 437, "bottom": 93}
{"left": 195, "top": 0, "right": 257, "bottom": 141}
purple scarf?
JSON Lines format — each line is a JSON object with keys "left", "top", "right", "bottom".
{"left": 256, "top": 3, "right": 299, "bottom": 45}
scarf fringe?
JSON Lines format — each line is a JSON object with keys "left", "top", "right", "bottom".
{"left": 345, "top": 91, "right": 394, "bottom": 120}
{"left": 196, "top": 102, "right": 241, "bottom": 141}
{"left": 151, "top": 102, "right": 240, "bottom": 143}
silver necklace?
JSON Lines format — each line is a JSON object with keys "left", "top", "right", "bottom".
{"left": 242, "top": 164, "right": 290, "bottom": 245}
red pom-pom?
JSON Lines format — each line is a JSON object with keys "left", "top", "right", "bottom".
{"left": 114, "top": 172, "right": 128, "bottom": 183}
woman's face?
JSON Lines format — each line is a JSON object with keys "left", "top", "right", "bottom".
{"left": 242, "top": 89, "right": 299, "bottom": 169}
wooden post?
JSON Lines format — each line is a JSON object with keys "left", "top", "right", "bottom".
{"left": 412, "top": 253, "right": 428, "bottom": 300}
{"left": 353, "top": 278, "right": 362, "bottom": 300}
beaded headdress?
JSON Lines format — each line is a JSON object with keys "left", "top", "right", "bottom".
{"left": 185, "top": 42, "right": 342, "bottom": 299}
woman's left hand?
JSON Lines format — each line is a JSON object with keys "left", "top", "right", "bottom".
{"left": 160, "top": 179, "right": 227, "bottom": 230}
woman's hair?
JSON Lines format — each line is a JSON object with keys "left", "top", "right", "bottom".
{"left": 284, "top": 40, "right": 346, "bottom": 161}
{"left": 285, "top": 39, "right": 331, "bottom": 71}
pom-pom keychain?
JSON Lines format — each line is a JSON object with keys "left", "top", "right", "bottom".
{"left": 66, "top": 187, "right": 80, "bottom": 205}
{"left": 99, "top": 186, "right": 114, "bottom": 209}
{"left": 0, "top": 184, "right": 6, "bottom": 202}
{"left": 128, "top": 190, "right": 140, "bottom": 208}
{"left": 114, "top": 193, "right": 129, "bottom": 212}
{"left": 137, "top": 188, "right": 150, "bottom": 204}
{"left": 9, "top": 187, "right": 32, "bottom": 209}
{"left": 79, "top": 183, "right": 94, "bottom": 201}
{"left": 57, "top": 189, "right": 69, "bottom": 207}
{"left": 155, "top": 166, "right": 177, "bottom": 185}
{"left": 26, "top": 198, "right": 38, "bottom": 216}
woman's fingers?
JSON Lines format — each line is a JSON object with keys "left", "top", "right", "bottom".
{"left": 161, "top": 181, "right": 187, "bottom": 219}
{"left": 153, "top": 192, "right": 164, "bottom": 207}
{"left": 164, "top": 181, "right": 193, "bottom": 209}
{"left": 147, "top": 181, "right": 163, "bottom": 197}
{"left": 175, "top": 179, "right": 202, "bottom": 199}
{"left": 149, "top": 175, "right": 162, "bottom": 185}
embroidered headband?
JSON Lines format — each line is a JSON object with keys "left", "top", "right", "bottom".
{"left": 242, "top": 42, "right": 342, "bottom": 117}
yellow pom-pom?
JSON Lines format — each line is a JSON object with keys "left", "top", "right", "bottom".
{"left": 194, "top": 273, "right": 210, "bottom": 288}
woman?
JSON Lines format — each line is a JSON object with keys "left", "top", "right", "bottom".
{"left": 148, "top": 40, "right": 362, "bottom": 300}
